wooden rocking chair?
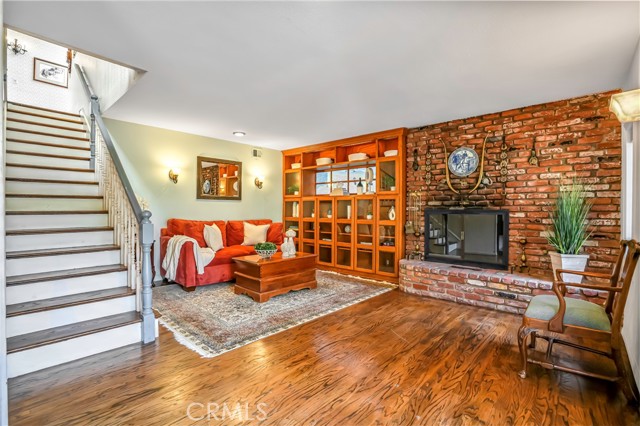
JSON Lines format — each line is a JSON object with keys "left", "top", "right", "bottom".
{"left": 517, "top": 239, "right": 640, "bottom": 403}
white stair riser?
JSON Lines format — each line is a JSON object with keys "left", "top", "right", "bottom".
{"left": 7, "top": 120, "right": 87, "bottom": 138}
{"left": 7, "top": 230, "right": 114, "bottom": 251}
{"left": 7, "top": 140, "right": 90, "bottom": 158}
{"left": 7, "top": 111, "right": 85, "bottom": 130}
{"left": 6, "top": 130, "right": 89, "bottom": 147}
{"left": 6, "top": 181, "right": 100, "bottom": 196}
{"left": 6, "top": 295, "right": 136, "bottom": 338}
{"left": 7, "top": 323, "right": 141, "bottom": 378}
{"left": 7, "top": 104, "right": 80, "bottom": 121}
{"left": 7, "top": 249, "right": 121, "bottom": 276}
{"left": 6, "top": 197, "right": 103, "bottom": 211}
{"left": 6, "top": 165, "right": 95, "bottom": 182}
{"left": 6, "top": 271, "right": 127, "bottom": 305}
{"left": 6, "top": 152, "right": 90, "bottom": 169}
{"left": 6, "top": 213, "right": 108, "bottom": 230}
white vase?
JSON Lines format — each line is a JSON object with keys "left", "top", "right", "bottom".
{"left": 388, "top": 206, "right": 396, "bottom": 221}
{"left": 549, "top": 251, "right": 589, "bottom": 283}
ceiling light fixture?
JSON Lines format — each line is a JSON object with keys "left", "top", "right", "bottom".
{"left": 7, "top": 38, "right": 27, "bottom": 55}
{"left": 233, "top": 131, "right": 246, "bottom": 137}
{"left": 610, "top": 89, "right": 640, "bottom": 123}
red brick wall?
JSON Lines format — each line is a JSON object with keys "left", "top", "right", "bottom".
{"left": 405, "top": 90, "right": 622, "bottom": 278}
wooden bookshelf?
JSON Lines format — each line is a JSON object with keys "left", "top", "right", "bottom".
{"left": 282, "top": 128, "right": 406, "bottom": 282}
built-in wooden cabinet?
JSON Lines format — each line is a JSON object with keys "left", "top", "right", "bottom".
{"left": 282, "top": 128, "right": 406, "bottom": 282}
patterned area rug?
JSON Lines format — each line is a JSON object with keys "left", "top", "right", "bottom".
{"left": 153, "top": 270, "right": 395, "bottom": 357}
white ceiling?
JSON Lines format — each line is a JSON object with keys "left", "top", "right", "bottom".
{"left": 4, "top": 1, "right": 639, "bottom": 150}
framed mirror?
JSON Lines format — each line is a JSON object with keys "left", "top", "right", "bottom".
{"left": 197, "top": 156, "right": 242, "bottom": 200}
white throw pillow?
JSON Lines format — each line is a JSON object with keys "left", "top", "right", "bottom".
{"left": 242, "top": 222, "right": 269, "bottom": 246}
{"left": 203, "top": 224, "right": 224, "bottom": 252}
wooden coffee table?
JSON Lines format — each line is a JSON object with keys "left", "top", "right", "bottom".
{"left": 233, "top": 252, "right": 317, "bottom": 302}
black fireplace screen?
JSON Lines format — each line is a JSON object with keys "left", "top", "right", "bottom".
{"left": 424, "top": 209, "right": 509, "bottom": 270}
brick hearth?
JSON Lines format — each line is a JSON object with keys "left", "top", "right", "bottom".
{"left": 400, "top": 260, "right": 607, "bottom": 315}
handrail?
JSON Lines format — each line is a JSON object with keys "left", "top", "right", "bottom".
{"left": 76, "top": 64, "right": 144, "bottom": 222}
{"left": 75, "top": 63, "right": 155, "bottom": 344}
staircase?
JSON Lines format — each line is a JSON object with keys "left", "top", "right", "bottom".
{"left": 4, "top": 102, "right": 144, "bottom": 378}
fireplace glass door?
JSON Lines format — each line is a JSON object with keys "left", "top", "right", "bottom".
{"left": 424, "top": 209, "right": 509, "bottom": 270}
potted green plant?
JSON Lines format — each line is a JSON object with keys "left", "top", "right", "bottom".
{"left": 287, "top": 184, "right": 299, "bottom": 196}
{"left": 255, "top": 242, "right": 277, "bottom": 259}
{"left": 546, "top": 182, "right": 592, "bottom": 283}
{"left": 382, "top": 174, "right": 396, "bottom": 191}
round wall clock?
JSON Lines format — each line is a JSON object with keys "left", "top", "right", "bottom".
{"left": 448, "top": 147, "right": 479, "bottom": 177}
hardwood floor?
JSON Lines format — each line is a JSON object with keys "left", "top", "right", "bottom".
{"left": 8, "top": 290, "right": 640, "bottom": 425}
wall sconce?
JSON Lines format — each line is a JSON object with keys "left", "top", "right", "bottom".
{"left": 254, "top": 177, "right": 264, "bottom": 189}
{"left": 7, "top": 38, "right": 27, "bottom": 55}
{"left": 610, "top": 89, "right": 640, "bottom": 123}
{"left": 168, "top": 169, "right": 179, "bottom": 184}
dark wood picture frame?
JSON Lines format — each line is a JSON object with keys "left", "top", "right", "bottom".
{"left": 33, "top": 57, "right": 69, "bottom": 88}
{"left": 197, "top": 156, "right": 242, "bottom": 200}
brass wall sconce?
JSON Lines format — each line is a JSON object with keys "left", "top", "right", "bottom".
{"left": 8, "top": 38, "right": 27, "bottom": 55}
{"left": 254, "top": 177, "right": 264, "bottom": 189}
{"left": 168, "top": 169, "right": 179, "bottom": 184}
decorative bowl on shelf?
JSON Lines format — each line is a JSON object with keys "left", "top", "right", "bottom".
{"left": 348, "top": 153, "right": 369, "bottom": 162}
{"left": 316, "top": 157, "right": 333, "bottom": 166}
{"left": 384, "top": 150, "right": 398, "bottom": 157}
{"left": 291, "top": 163, "right": 301, "bottom": 169}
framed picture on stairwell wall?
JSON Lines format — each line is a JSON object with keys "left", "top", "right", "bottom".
{"left": 33, "top": 57, "right": 68, "bottom": 88}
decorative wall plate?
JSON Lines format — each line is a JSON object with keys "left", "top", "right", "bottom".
{"left": 202, "top": 179, "right": 211, "bottom": 194}
{"left": 447, "top": 147, "right": 479, "bottom": 177}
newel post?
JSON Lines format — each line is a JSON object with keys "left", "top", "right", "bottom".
{"left": 89, "top": 95, "right": 98, "bottom": 170}
{"left": 140, "top": 210, "right": 156, "bottom": 344}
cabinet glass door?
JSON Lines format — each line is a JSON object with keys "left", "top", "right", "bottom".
{"left": 378, "top": 159, "right": 397, "bottom": 193}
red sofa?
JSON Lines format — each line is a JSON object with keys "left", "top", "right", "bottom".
{"left": 160, "top": 218, "right": 283, "bottom": 289}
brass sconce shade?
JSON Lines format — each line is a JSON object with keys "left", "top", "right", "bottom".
{"left": 610, "top": 89, "right": 640, "bottom": 123}
{"left": 168, "top": 169, "right": 179, "bottom": 184}
{"left": 254, "top": 177, "right": 264, "bottom": 189}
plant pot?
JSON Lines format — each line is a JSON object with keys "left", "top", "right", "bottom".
{"left": 256, "top": 249, "right": 277, "bottom": 260}
{"left": 549, "top": 251, "right": 589, "bottom": 283}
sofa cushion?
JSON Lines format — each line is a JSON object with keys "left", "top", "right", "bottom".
{"left": 203, "top": 224, "right": 224, "bottom": 251}
{"left": 267, "top": 222, "right": 284, "bottom": 245}
{"left": 210, "top": 245, "right": 256, "bottom": 266}
{"left": 166, "top": 219, "right": 227, "bottom": 248}
{"left": 226, "top": 219, "right": 272, "bottom": 246}
{"left": 242, "top": 222, "right": 270, "bottom": 245}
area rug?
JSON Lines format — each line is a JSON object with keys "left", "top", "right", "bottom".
{"left": 153, "top": 270, "right": 395, "bottom": 357}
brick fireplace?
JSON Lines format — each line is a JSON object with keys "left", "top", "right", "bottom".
{"left": 401, "top": 90, "right": 621, "bottom": 310}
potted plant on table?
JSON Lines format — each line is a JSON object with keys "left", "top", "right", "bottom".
{"left": 255, "top": 242, "right": 277, "bottom": 260}
{"left": 546, "top": 181, "right": 592, "bottom": 283}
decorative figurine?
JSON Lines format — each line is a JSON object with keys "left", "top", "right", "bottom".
{"left": 282, "top": 228, "right": 297, "bottom": 258}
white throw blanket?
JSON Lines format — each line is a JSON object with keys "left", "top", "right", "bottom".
{"left": 162, "top": 235, "right": 215, "bottom": 281}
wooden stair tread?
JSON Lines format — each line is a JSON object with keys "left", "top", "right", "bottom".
{"left": 7, "top": 108, "right": 84, "bottom": 125}
{"left": 8, "top": 102, "right": 81, "bottom": 118}
{"left": 7, "top": 118, "right": 86, "bottom": 133}
{"left": 7, "top": 311, "right": 140, "bottom": 354}
{"left": 6, "top": 264, "right": 127, "bottom": 286}
{"left": 6, "top": 210, "right": 108, "bottom": 215}
{"left": 7, "top": 244, "right": 119, "bottom": 259}
{"left": 6, "top": 177, "right": 98, "bottom": 185}
{"left": 6, "top": 128, "right": 89, "bottom": 142}
{"left": 6, "top": 138, "right": 90, "bottom": 151}
{"left": 6, "top": 226, "right": 113, "bottom": 236}
{"left": 6, "top": 194, "right": 102, "bottom": 199}
{"left": 6, "top": 149, "right": 89, "bottom": 161}
{"left": 7, "top": 287, "right": 135, "bottom": 317}
{"left": 6, "top": 163, "right": 94, "bottom": 173}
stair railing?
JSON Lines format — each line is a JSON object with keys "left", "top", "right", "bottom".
{"left": 76, "top": 64, "right": 155, "bottom": 344}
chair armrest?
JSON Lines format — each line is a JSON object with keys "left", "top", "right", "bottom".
{"left": 554, "top": 281, "right": 621, "bottom": 293}
{"left": 555, "top": 269, "right": 610, "bottom": 282}
{"left": 548, "top": 281, "right": 567, "bottom": 333}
